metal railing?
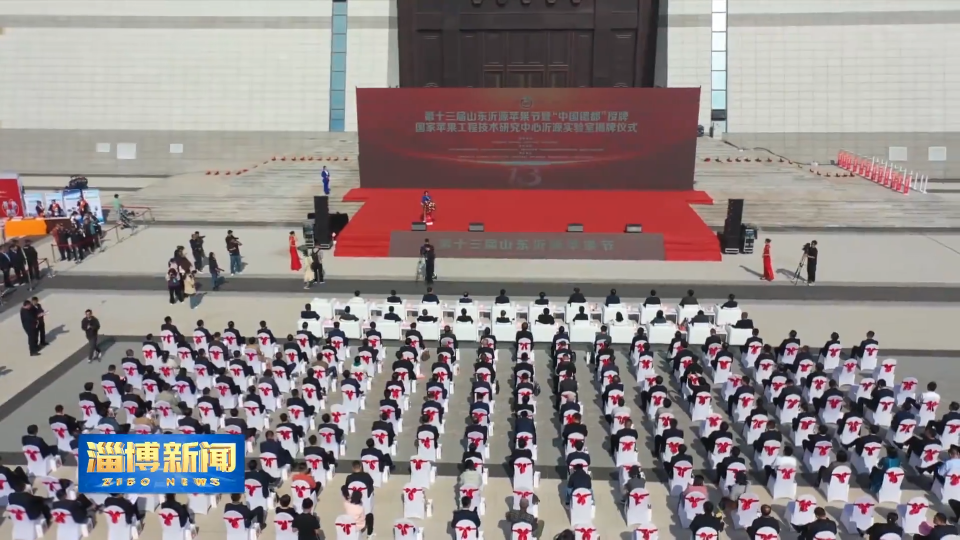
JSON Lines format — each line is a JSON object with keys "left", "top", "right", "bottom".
{"left": 0, "top": 257, "right": 54, "bottom": 305}
{"left": 46, "top": 207, "right": 154, "bottom": 263}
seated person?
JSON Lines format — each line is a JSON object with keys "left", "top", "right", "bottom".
{"left": 456, "top": 309, "right": 474, "bottom": 323}
{"left": 536, "top": 308, "right": 555, "bottom": 325}
{"left": 451, "top": 495, "right": 481, "bottom": 528}
{"left": 160, "top": 493, "right": 194, "bottom": 527}
{"left": 533, "top": 292, "right": 550, "bottom": 306}
{"left": 721, "top": 294, "right": 738, "bottom": 309}
{"left": 386, "top": 290, "right": 402, "bottom": 304}
{"left": 422, "top": 287, "right": 439, "bottom": 304}
{"left": 679, "top": 289, "right": 698, "bottom": 307}
{"left": 689, "top": 310, "right": 710, "bottom": 324}
{"left": 459, "top": 292, "right": 473, "bottom": 304}
{"left": 505, "top": 497, "right": 544, "bottom": 538}
{"left": 495, "top": 310, "right": 511, "bottom": 324}
{"left": 567, "top": 288, "right": 586, "bottom": 304}
{"left": 300, "top": 304, "right": 320, "bottom": 320}
{"left": 605, "top": 288, "right": 621, "bottom": 306}
{"left": 339, "top": 307, "right": 359, "bottom": 322}
{"left": 383, "top": 306, "right": 402, "bottom": 322}
{"left": 650, "top": 310, "right": 668, "bottom": 325}
{"left": 613, "top": 312, "right": 628, "bottom": 325}
{"left": 734, "top": 312, "right": 754, "bottom": 329}
{"left": 494, "top": 289, "right": 510, "bottom": 305}
{"left": 417, "top": 309, "right": 437, "bottom": 323}
{"left": 572, "top": 306, "right": 589, "bottom": 322}
{"left": 565, "top": 463, "right": 592, "bottom": 505}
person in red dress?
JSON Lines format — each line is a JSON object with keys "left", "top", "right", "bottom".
{"left": 761, "top": 238, "right": 774, "bottom": 281}
{"left": 289, "top": 231, "right": 303, "bottom": 272}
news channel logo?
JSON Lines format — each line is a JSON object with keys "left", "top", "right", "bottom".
{"left": 78, "top": 434, "right": 245, "bottom": 494}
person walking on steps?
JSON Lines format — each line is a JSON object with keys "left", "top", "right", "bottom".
{"left": 81, "top": 309, "right": 102, "bottom": 363}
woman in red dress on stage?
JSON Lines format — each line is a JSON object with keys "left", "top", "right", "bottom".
{"left": 762, "top": 238, "right": 774, "bottom": 281}
{"left": 289, "top": 231, "right": 303, "bottom": 272}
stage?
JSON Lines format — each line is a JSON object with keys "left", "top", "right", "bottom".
{"left": 334, "top": 189, "right": 720, "bottom": 262}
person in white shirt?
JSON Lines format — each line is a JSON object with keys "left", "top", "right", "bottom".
{"left": 764, "top": 445, "right": 797, "bottom": 483}
{"left": 914, "top": 382, "right": 941, "bottom": 413}
{"left": 349, "top": 290, "right": 365, "bottom": 305}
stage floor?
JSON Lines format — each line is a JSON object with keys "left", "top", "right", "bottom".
{"left": 335, "top": 188, "right": 720, "bottom": 261}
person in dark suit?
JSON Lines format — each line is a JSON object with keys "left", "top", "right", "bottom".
{"left": 643, "top": 290, "right": 660, "bottom": 306}
{"left": 605, "top": 289, "right": 620, "bottom": 306}
{"left": 495, "top": 289, "right": 510, "bottom": 304}
{"left": 534, "top": 292, "right": 550, "bottom": 306}
{"left": 690, "top": 310, "right": 710, "bottom": 324}
{"left": 224, "top": 492, "right": 265, "bottom": 529}
{"left": 852, "top": 331, "right": 879, "bottom": 360}
{"left": 52, "top": 489, "right": 91, "bottom": 525}
{"left": 459, "top": 292, "right": 473, "bottom": 304}
{"left": 22, "top": 424, "right": 57, "bottom": 458}
{"left": 300, "top": 304, "right": 320, "bottom": 320}
{"left": 340, "top": 307, "right": 359, "bottom": 322}
{"left": 30, "top": 297, "right": 48, "bottom": 348}
{"left": 104, "top": 493, "right": 143, "bottom": 523}
{"left": 451, "top": 495, "right": 481, "bottom": 528}
{"left": 721, "top": 294, "right": 738, "bottom": 309}
{"left": 8, "top": 489, "right": 51, "bottom": 522}
{"left": 914, "top": 513, "right": 958, "bottom": 540}
{"left": 383, "top": 306, "right": 402, "bottom": 322}
{"left": 417, "top": 309, "right": 438, "bottom": 323}
{"left": 679, "top": 289, "right": 698, "bottom": 307}
{"left": 571, "top": 306, "right": 589, "bottom": 322}
{"left": 536, "top": 308, "right": 555, "bottom": 325}
{"left": 689, "top": 501, "right": 724, "bottom": 535}
{"left": 650, "top": 310, "right": 668, "bottom": 325}
{"left": 747, "top": 505, "right": 781, "bottom": 539}
{"left": 798, "top": 508, "right": 837, "bottom": 540}
{"left": 160, "top": 494, "right": 192, "bottom": 527}
{"left": 567, "top": 288, "right": 586, "bottom": 304}
{"left": 386, "top": 290, "right": 402, "bottom": 304}
{"left": 259, "top": 431, "right": 294, "bottom": 479}
{"left": 421, "top": 287, "right": 439, "bottom": 304}
{"left": 732, "top": 315, "right": 754, "bottom": 332}
{"left": 860, "top": 512, "right": 903, "bottom": 540}
{"left": 456, "top": 309, "right": 474, "bottom": 323}
{"left": 20, "top": 301, "right": 40, "bottom": 356}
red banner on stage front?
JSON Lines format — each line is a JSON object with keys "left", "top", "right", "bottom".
{"left": 356, "top": 87, "right": 700, "bottom": 191}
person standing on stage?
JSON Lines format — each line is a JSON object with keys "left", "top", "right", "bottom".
{"left": 321, "top": 166, "right": 331, "bottom": 196}
{"left": 421, "top": 238, "right": 435, "bottom": 285}
{"left": 20, "top": 301, "right": 40, "bottom": 356}
{"left": 289, "top": 231, "right": 303, "bottom": 272}
{"left": 81, "top": 309, "right": 102, "bottom": 362}
{"left": 805, "top": 240, "right": 818, "bottom": 285}
{"left": 31, "top": 297, "right": 48, "bottom": 348}
{"left": 761, "top": 238, "right": 774, "bottom": 281}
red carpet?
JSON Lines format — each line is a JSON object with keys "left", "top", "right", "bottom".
{"left": 335, "top": 189, "right": 720, "bottom": 261}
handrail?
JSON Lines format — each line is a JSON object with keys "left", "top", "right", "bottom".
{"left": 46, "top": 208, "right": 152, "bottom": 263}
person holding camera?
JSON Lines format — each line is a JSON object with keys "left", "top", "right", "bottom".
{"left": 420, "top": 238, "right": 435, "bottom": 284}
{"left": 804, "top": 240, "right": 819, "bottom": 285}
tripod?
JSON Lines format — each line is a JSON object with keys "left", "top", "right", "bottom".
{"left": 791, "top": 255, "right": 806, "bottom": 286}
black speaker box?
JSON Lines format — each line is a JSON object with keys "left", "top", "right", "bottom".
{"left": 723, "top": 199, "right": 744, "bottom": 238}
{"left": 313, "top": 196, "right": 331, "bottom": 244}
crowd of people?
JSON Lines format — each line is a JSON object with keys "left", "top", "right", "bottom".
{"left": 1, "top": 237, "right": 41, "bottom": 288}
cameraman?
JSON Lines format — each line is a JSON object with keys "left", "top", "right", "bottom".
{"left": 803, "top": 240, "right": 818, "bottom": 285}
{"left": 420, "top": 238, "right": 435, "bottom": 285}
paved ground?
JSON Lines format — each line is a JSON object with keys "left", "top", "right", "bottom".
{"left": 34, "top": 224, "right": 960, "bottom": 285}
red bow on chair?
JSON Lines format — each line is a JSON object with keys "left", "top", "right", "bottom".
{"left": 198, "top": 405, "right": 211, "bottom": 416}
{"left": 847, "top": 420, "right": 862, "bottom": 432}
{"left": 159, "top": 512, "right": 178, "bottom": 526}
{"left": 719, "top": 359, "right": 731, "bottom": 369}
{"left": 741, "top": 396, "right": 753, "bottom": 408}
{"left": 472, "top": 412, "right": 486, "bottom": 423}
{"left": 411, "top": 459, "right": 427, "bottom": 470}
{"left": 225, "top": 517, "right": 243, "bottom": 529}
{"left": 697, "top": 394, "right": 710, "bottom": 405}
{"left": 124, "top": 366, "right": 136, "bottom": 377}
{"left": 52, "top": 512, "right": 68, "bottom": 524}
{"left": 520, "top": 342, "right": 530, "bottom": 351}
{"left": 758, "top": 534, "right": 778, "bottom": 540}
{"left": 828, "top": 398, "right": 842, "bottom": 409}
{"left": 653, "top": 395, "right": 664, "bottom": 406}
{"left": 674, "top": 465, "right": 692, "bottom": 477}
{"left": 752, "top": 419, "right": 765, "bottom": 430}
{"left": 924, "top": 449, "right": 939, "bottom": 463}
{"left": 865, "top": 347, "right": 877, "bottom": 356}
{"left": 144, "top": 382, "right": 157, "bottom": 392}
{"left": 716, "top": 441, "right": 732, "bottom": 453}
{"left": 641, "top": 359, "right": 652, "bottom": 369}
{"left": 951, "top": 475, "right": 960, "bottom": 486}
{"left": 685, "top": 495, "right": 703, "bottom": 508}
{"left": 331, "top": 412, "right": 344, "bottom": 422}
{"left": 667, "top": 441, "right": 681, "bottom": 454}
{"left": 862, "top": 382, "right": 874, "bottom": 392}
{"left": 287, "top": 352, "right": 297, "bottom": 362}
{"left": 292, "top": 485, "right": 308, "bottom": 497}
{"left": 277, "top": 520, "right": 291, "bottom": 531}
{"left": 682, "top": 359, "right": 693, "bottom": 370}
{"left": 813, "top": 379, "right": 826, "bottom": 390}
{"left": 23, "top": 449, "right": 39, "bottom": 462}
{"left": 573, "top": 492, "right": 590, "bottom": 506}
{"left": 320, "top": 433, "right": 334, "bottom": 444}
{"left": 404, "top": 487, "right": 422, "bottom": 501}
{"left": 798, "top": 499, "right": 815, "bottom": 512}
{"left": 244, "top": 406, "right": 257, "bottom": 416}
{"left": 697, "top": 533, "right": 716, "bottom": 540}
{"left": 708, "top": 416, "right": 721, "bottom": 427}
{"left": 855, "top": 502, "right": 874, "bottom": 514}
{"left": 105, "top": 510, "right": 124, "bottom": 524}
{"left": 515, "top": 527, "right": 531, "bottom": 540}
{"left": 740, "top": 497, "right": 757, "bottom": 510}
{"left": 772, "top": 382, "right": 785, "bottom": 392}
{"left": 636, "top": 528, "right": 657, "bottom": 540}
{"left": 8, "top": 508, "right": 25, "bottom": 521}
{"left": 396, "top": 523, "right": 415, "bottom": 536}
{"left": 456, "top": 525, "right": 476, "bottom": 539}
{"left": 764, "top": 444, "right": 779, "bottom": 456}
{"left": 424, "top": 410, "right": 437, "bottom": 422}
{"left": 344, "top": 390, "right": 355, "bottom": 400}
{"left": 419, "top": 437, "right": 432, "bottom": 449}
{"left": 373, "top": 433, "right": 387, "bottom": 444}
{"left": 162, "top": 335, "right": 173, "bottom": 343}
{"left": 787, "top": 398, "right": 800, "bottom": 409}
{"left": 391, "top": 389, "right": 402, "bottom": 399}
{"left": 336, "top": 523, "right": 354, "bottom": 535}
{"left": 246, "top": 352, "right": 258, "bottom": 363}
{"left": 261, "top": 457, "right": 276, "bottom": 467}
{"left": 103, "top": 385, "right": 115, "bottom": 394}
{"left": 349, "top": 486, "right": 365, "bottom": 498}
{"left": 144, "top": 349, "right": 155, "bottom": 359}
{"left": 461, "top": 488, "right": 479, "bottom": 500}
{"left": 306, "top": 458, "right": 320, "bottom": 469}
{"left": 621, "top": 441, "right": 635, "bottom": 451}
{"left": 832, "top": 472, "right": 850, "bottom": 483}
{"left": 362, "top": 459, "right": 377, "bottom": 471}
{"left": 436, "top": 371, "right": 446, "bottom": 382}
{"left": 279, "top": 430, "right": 292, "bottom": 440}
{"left": 800, "top": 420, "right": 816, "bottom": 432}
{"left": 516, "top": 462, "right": 529, "bottom": 474}
{"left": 909, "top": 502, "right": 928, "bottom": 515}
{"left": 926, "top": 401, "right": 939, "bottom": 411}
{"left": 780, "top": 468, "right": 795, "bottom": 480}
{"left": 179, "top": 351, "right": 190, "bottom": 360}
{"left": 574, "top": 528, "right": 596, "bottom": 540}
{"left": 53, "top": 427, "right": 66, "bottom": 439}
{"left": 517, "top": 435, "right": 531, "bottom": 446}
{"left": 629, "top": 492, "right": 648, "bottom": 505}
{"left": 323, "top": 352, "right": 334, "bottom": 362}
{"left": 844, "top": 362, "right": 856, "bottom": 373}
{"left": 749, "top": 344, "right": 761, "bottom": 354}
{"left": 785, "top": 346, "right": 798, "bottom": 356}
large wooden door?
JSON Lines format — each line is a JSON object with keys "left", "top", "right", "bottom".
{"left": 398, "top": 0, "right": 659, "bottom": 89}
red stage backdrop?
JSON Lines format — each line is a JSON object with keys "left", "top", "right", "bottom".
{"left": 356, "top": 87, "right": 700, "bottom": 190}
